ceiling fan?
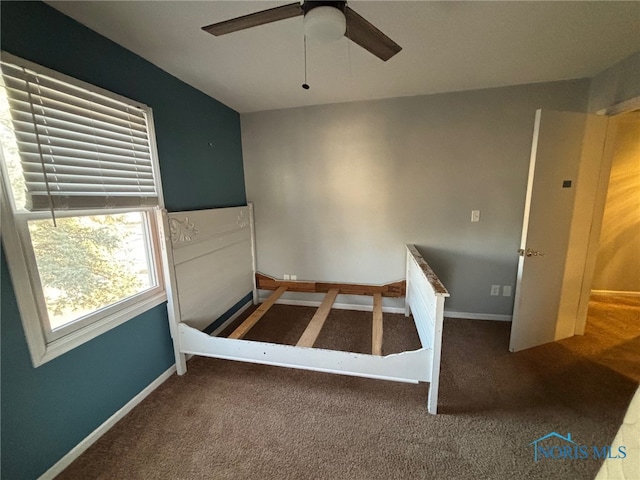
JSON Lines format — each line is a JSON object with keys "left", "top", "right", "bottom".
{"left": 202, "top": 1, "right": 402, "bottom": 62}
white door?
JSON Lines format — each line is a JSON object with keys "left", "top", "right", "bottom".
{"left": 509, "top": 110, "right": 609, "bottom": 352}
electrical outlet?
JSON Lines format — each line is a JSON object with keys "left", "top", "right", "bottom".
{"left": 503, "top": 286, "right": 512, "bottom": 297}
{"left": 290, "top": 274, "right": 297, "bottom": 281}
{"left": 490, "top": 285, "right": 500, "bottom": 296}
{"left": 471, "top": 210, "right": 480, "bottom": 222}
{"left": 283, "top": 274, "right": 290, "bottom": 280}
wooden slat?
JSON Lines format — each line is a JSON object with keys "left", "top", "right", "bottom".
{"left": 256, "top": 272, "right": 406, "bottom": 298}
{"left": 372, "top": 292, "right": 383, "bottom": 356}
{"left": 228, "top": 286, "right": 287, "bottom": 339}
{"left": 297, "top": 289, "right": 339, "bottom": 348}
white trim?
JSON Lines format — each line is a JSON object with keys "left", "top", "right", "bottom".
{"left": 444, "top": 310, "right": 512, "bottom": 322}
{"left": 573, "top": 115, "right": 617, "bottom": 336}
{"left": 209, "top": 300, "right": 254, "bottom": 337}
{"left": 39, "top": 291, "right": 168, "bottom": 365}
{"left": 1, "top": 177, "right": 48, "bottom": 364}
{"left": 144, "top": 107, "right": 165, "bottom": 209}
{"left": 38, "top": 365, "right": 176, "bottom": 480}
{"left": 597, "top": 95, "right": 640, "bottom": 116}
{"left": 260, "top": 297, "right": 406, "bottom": 314}
{"left": 591, "top": 290, "right": 640, "bottom": 298}
{"left": 159, "top": 209, "right": 187, "bottom": 375}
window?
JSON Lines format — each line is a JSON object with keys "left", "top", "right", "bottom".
{"left": 0, "top": 52, "right": 166, "bottom": 366}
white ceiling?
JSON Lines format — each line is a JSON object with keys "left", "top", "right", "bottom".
{"left": 47, "top": 1, "right": 640, "bottom": 113}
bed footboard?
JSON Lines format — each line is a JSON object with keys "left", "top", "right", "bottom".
{"left": 405, "top": 245, "right": 449, "bottom": 414}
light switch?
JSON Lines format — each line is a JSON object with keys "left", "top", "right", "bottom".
{"left": 471, "top": 210, "right": 480, "bottom": 222}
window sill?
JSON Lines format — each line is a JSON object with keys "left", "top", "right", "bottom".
{"left": 32, "top": 290, "right": 168, "bottom": 367}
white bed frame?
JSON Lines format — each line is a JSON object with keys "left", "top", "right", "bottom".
{"left": 160, "top": 205, "right": 449, "bottom": 413}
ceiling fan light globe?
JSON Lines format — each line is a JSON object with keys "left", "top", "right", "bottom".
{"left": 304, "top": 6, "right": 346, "bottom": 42}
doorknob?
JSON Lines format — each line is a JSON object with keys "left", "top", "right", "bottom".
{"left": 518, "top": 248, "right": 545, "bottom": 257}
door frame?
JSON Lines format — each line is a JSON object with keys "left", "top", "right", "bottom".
{"left": 573, "top": 95, "right": 640, "bottom": 335}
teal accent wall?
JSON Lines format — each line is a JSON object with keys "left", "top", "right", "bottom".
{"left": 1, "top": 2, "right": 247, "bottom": 478}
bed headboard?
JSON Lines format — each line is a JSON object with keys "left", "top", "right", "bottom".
{"left": 161, "top": 205, "right": 255, "bottom": 331}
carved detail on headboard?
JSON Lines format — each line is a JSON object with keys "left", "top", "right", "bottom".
{"left": 169, "top": 217, "right": 198, "bottom": 245}
{"left": 237, "top": 209, "right": 249, "bottom": 229}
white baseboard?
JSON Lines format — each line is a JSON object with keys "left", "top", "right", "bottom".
{"left": 264, "top": 298, "right": 406, "bottom": 314}
{"left": 591, "top": 290, "right": 640, "bottom": 298}
{"left": 39, "top": 365, "right": 177, "bottom": 480}
{"left": 209, "top": 300, "right": 254, "bottom": 336}
{"left": 444, "top": 310, "right": 512, "bottom": 322}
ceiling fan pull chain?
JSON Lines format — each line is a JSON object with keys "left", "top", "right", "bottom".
{"left": 302, "top": 34, "right": 310, "bottom": 90}
{"left": 346, "top": 14, "right": 352, "bottom": 89}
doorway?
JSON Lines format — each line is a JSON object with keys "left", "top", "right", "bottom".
{"left": 591, "top": 110, "right": 640, "bottom": 297}
{"left": 583, "top": 109, "right": 640, "bottom": 382}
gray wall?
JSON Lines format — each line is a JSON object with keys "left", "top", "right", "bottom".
{"left": 241, "top": 80, "right": 590, "bottom": 317}
{"left": 592, "top": 111, "right": 640, "bottom": 293}
{"left": 589, "top": 51, "right": 640, "bottom": 112}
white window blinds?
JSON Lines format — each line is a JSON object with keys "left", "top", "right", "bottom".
{"left": 0, "top": 58, "right": 159, "bottom": 211}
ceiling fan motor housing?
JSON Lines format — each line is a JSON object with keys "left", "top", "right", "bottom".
{"left": 303, "top": 1, "right": 347, "bottom": 42}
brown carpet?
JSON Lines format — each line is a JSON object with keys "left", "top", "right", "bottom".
{"left": 57, "top": 297, "right": 639, "bottom": 480}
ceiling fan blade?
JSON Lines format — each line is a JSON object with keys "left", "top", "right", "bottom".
{"left": 344, "top": 6, "right": 402, "bottom": 61}
{"left": 202, "top": 3, "right": 303, "bottom": 36}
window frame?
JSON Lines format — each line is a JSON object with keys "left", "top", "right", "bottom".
{"left": 0, "top": 52, "right": 167, "bottom": 367}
